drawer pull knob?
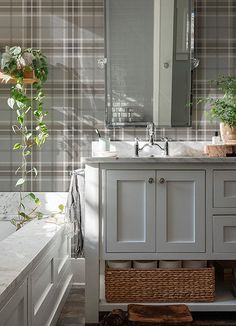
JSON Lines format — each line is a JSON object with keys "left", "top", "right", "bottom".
{"left": 159, "top": 178, "right": 165, "bottom": 184}
{"left": 148, "top": 177, "right": 154, "bottom": 184}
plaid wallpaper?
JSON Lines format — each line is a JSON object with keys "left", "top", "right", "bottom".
{"left": 0, "top": 0, "right": 234, "bottom": 191}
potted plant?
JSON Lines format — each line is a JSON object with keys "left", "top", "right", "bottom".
{"left": 200, "top": 76, "right": 236, "bottom": 143}
{"left": 1, "top": 46, "right": 48, "bottom": 229}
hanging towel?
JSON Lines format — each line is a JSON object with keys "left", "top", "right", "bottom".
{"left": 66, "top": 169, "right": 85, "bottom": 258}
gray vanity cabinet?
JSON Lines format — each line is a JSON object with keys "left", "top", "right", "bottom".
{"left": 156, "top": 170, "right": 205, "bottom": 252}
{"left": 105, "top": 169, "right": 205, "bottom": 254}
{"left": 106, "top": 170, "right": 156, "bottom": 253}
{"left": 85, "top": 160, "right": 236, "bottom": 323}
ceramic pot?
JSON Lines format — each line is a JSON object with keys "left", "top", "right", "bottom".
{"left": 220, "top": 122, "right": 236, "bottom": 144}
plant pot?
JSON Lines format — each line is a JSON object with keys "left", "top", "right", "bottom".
{"left": 0, "top": 69, "right": 37, "bottom": 84}
{"left": 220, "top": 122, "right": 236, "bottom": 144}
{"left": 22, "top": 69, "right": 35, "bottom": 79}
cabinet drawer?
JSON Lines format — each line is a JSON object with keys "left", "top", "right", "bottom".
{"left": 214, "top": 170, "right": 236, "bottom": 207}
{"left": 213, "top": 215, "right": 236, "bottom": 253}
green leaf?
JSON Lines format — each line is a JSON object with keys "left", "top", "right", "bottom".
{"left": 58, "top": 204, "right": 65, "bottom": 213}
{"left": 25, "top": 133, "right": 32, "bottom": 140}
{"left": 11, "top": 46, "right": 21, "bottom": 55}
{"left": 13, "top": 143, "right": 22, "bottom": 150}
{"left": 20, "top": 202, "right": 25, "bottom": 210}
{"left": 33, "top": 167, "right": 38, "bottom": 177}
{"left": 15, "top": 178, "right": 25, "bottom": 186}
{"left": 28, "top": 192, "right": 36, "bottom": 200}
{"left": 35, "top": 198, "right": 41, "bottom": 205}
{"left": 16, "top": 223, "right": 22, "bottom": 230}
{"left": 19, "top": 212, "right": 31, "bottom": 220}
{"left": 7, "top": 97, "right": 15, "bottom": 109}
{"left": 10, "top": 218, "right": 17, "bottom": 226}
{"left": 36, "top": 211, "right": 44, "bottom": 219}
{"left": 25, "top": 150, "right": 31, "bottom": 156}
{"left": 17, "top": 115, "right": 24, "bottom": 124}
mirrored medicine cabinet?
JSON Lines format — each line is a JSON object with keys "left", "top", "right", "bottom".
{"left": 104, "top": 0, "right": 196, "bottom": 128}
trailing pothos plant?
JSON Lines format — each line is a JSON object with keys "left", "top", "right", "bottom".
{"left": 1, "top": 46, "right": 48, "bottom": 229}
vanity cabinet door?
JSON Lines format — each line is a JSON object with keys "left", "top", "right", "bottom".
{"left": 156, "top": 170, "right": 205, "bottom": 252}
{"left": 106, "top": 170, "right": 156, "bottom": 252}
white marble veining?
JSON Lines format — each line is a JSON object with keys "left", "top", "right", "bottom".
{"left": 0, "top": 192, "right": 68, "bottom": 221}
{"left": 0, "top": 217, "right": 65, "bottom": 306}
{"left": 85, "top": 140, "right": 236, "bottom": 163}
{"left": 91, "top": 141, "right": 211, "bottom": 158}
{"left": 83, "top": 156, "right": 236, "bottom": 164}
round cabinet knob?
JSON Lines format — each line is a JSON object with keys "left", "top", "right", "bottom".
{"left": 163, "top": 62, "right": 169, "bottom": 69}
{"left": 159, "top": 178, "right": 165, "bottom": 184}
{"left": 148, "top": 177, "right": 154, "bottom": 184}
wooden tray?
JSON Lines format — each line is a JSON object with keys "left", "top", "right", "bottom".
{"left": 206, "top": 144, "right": 236, "bottom": 157}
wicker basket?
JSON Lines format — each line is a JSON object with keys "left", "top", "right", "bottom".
{"left": 105, "top": 265, "right": 215, "bottom": 303}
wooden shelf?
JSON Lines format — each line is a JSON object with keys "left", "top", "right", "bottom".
{"left": 0, "top": 71, "right": 38, "bottom": 85}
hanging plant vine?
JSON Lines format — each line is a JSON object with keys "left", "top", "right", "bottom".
{"left": 1, "top": 46, "right": 48, "bottom": 229}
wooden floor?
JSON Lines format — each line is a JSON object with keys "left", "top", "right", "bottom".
{"left": 56, "top": 287, "right": 236, "bottom": 326}
{"left": 56, "top": 287, "right": 85, "bottom": 326}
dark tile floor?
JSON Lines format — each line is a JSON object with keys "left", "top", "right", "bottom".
{"left": 56, "top": 287, "right": 85, "bottom": 326}
{"left": 56, "top": 287, "right": 236, "bottom": 326}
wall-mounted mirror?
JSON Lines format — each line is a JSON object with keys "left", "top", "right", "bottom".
{"left": 105, "top": 0, "right": 195, "bottom": 128}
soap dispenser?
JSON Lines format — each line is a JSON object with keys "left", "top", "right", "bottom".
{"left": 212, "top": 131, "right": 221, "bottom": 144}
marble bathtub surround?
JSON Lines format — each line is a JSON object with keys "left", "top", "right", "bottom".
{"left": 0, "top": 192, "right": 68, "bottom": 221}
{"left": 0, "top": 217, "right": 65, "bottom": 306}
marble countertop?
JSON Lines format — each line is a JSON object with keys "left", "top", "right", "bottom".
{"left": 0, "top": 217, "right": 65, "bottom": 306}
{"left": 83, "top": 156, "right": 236, "bottom": 164}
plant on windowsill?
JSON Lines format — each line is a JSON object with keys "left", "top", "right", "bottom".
{"left": 198, "top": 75, "right": 236, "bottom": 143}
{"left": 1, "top": 46, "right": 48, "bottom": 229}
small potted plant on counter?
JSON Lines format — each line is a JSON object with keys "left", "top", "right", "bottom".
{"left": 0, "top": 46, "right": 48, "bottom": 229}
{"left": 199, "top": 75, "right": 236, "bottom": 143}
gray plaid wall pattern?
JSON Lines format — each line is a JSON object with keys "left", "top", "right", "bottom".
{"left": 0, "top": 0, "right": 234, "bottom": 191}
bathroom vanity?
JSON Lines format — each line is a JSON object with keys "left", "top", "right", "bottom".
{"left": 84, "top": 153, "right": 236, "bottom": 324}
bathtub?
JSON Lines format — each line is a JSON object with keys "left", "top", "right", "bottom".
{"left": 0, "top": 220, "right": 16, "bottom": 241}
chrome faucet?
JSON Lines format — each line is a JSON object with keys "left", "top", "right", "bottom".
{"left": 147, "top": 122, "right": 155, "bottom": 145}
{"left": 135, "top": 123, "right": 169, "bottom": 157}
